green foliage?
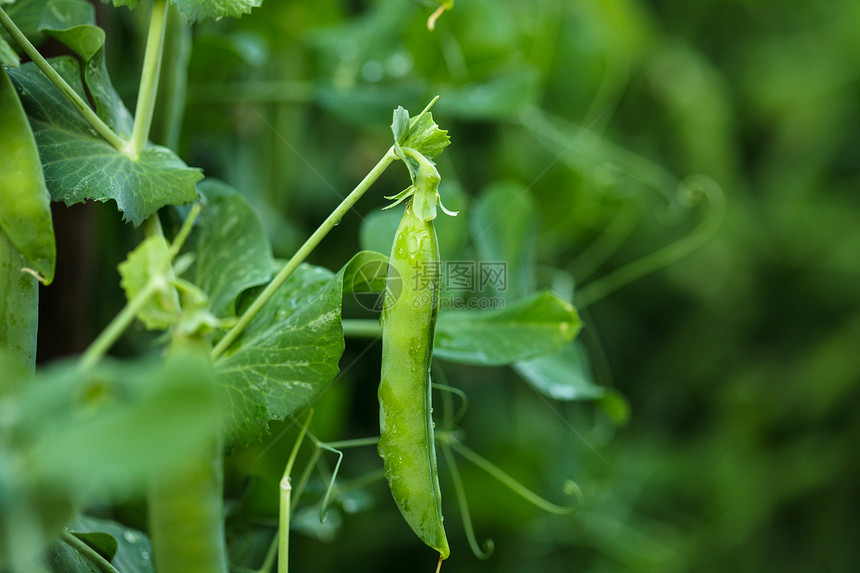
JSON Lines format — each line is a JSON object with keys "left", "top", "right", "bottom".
{"left": 8, "top": 57, "right": 201, "bottom": 225}
{"left": 212, "top": 252, "right": 385, "bottom": 446}
{"left": 0, "top": 348, "right": 220, "bottom": 568}
{"left": 69, "top": 516, "right": 154, "bottom": 573}
{"left": 170, "top": 0, "right": 265, "bottom": 23}
{"left": 191, "top": 180, "right": 274, "bottom": 317}
{"left": 435, "top": 291, "right": 581, "bottom": 365}
{"left": 0, "top": 66, "right": 55, "bottom": 282}
{"left": 3, "top": 0, "right": 858, "bottom": 571}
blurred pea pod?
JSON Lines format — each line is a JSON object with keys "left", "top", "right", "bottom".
{"left": 0, "top": 66, "right": 55, "bottom": 371}
{"left": 0, "top": 66, "right": 55, "bottom": 283}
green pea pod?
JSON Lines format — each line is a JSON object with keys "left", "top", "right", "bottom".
{"left": 0, "top": 66, "right": 55, "bottom": 284}
{"left": 378, "top": 200, "right": 450, "bottom": 559}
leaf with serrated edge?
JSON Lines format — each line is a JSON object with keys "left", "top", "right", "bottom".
{"left": 8, "top": 57, "right": 201, "bottom": 225}
{"left": 214, "top": 264, "right": 342, "bottom": 446}
{"left": 214, "top": 252, "right": 377, "bottom": 446}
{"left": 39, "top": 0, "right": 134, "bottom": 138}
{"left": 118, "top": 234, "right": 179, "bottom": 330}
{"left": 400, "top": 111, "right": 450, "bottom": 159}
{"left": 191, "top": 180, "right": 274, "bottom": 318}
{"left": 170, "top": 0, "right": 264, "bottom": 22}
{"left": 433, "top": 291, "right": 582, "bottom": 365}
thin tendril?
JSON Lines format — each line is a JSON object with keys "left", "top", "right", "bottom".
{"left": 445, "top": 435, "right": 581, "bottom": 515}
{"left": 576, "top": 175, "right": 726, "bottom": 308}
{"left": 439, "top": 441, "right": 494, "bottom": 559}
{"left": 431, "top": 381, "right": 468, "bottom": 430}
{"left": 315, "top": 442, "right": 343, "bottom": 523}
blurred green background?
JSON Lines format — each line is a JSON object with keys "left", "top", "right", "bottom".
{"left": 43, "top": 0, "right": 860, "bottom": 571}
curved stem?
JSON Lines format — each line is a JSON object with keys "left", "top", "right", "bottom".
{"left": 129, "top": 0, "right": 169, "bottom": 156}
{"left": 211, "top": 97, "right": 440, "bottom": 360}
{"left": 211, "top": 148, "right": 397, "bottom": 360}
{"left": 78, "top": 280, "right": 159, "bottom": 371}
{"left": 78, "top": 205, "right": 200, "bottom": 370}
{"left": 0, "top": 7, "right": 126, "bottom": 151}
{"left": 439, "top": 443, "right": 494, "bottom": 559}
{"left": 444, "top": 435, "right": 580, "bottom": 515}
{"left": 575, "top": 175, "right": 726, "bottom": 308}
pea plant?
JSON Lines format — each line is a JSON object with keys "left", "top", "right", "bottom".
{"left": 0, "top": 1, "right": 720, "bottom": 572}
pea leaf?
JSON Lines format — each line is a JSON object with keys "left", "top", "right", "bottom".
{"left": 341, "top": 250, "right": 388, "bottom": 295}
{"left": 46, "top": 541, "right": 99, "bottom": 572}
{"left": 215, "top": 253, "right": 375, "bottom": 446}
{"left": 400, "top": 111, "right": 450, "bottom": 159}
{"left": 69, "top": 516, "right": 154, "bottom": 573}
{"left": 8, "top": 57, "right": 201, "bottom": 225}
{"left": 434, "top": 291, "right": 582, "bottom": 365}
{"left": 170, "top": 0, "right": 265, "bottom": 23}
{"left": 117, "top": 234, "right": 180, "bottom": 330}
{"left": 0, "top": 67, "right": 55, "bottom": 283}
{"left": 0, "top": 0, "right": 50, "bottom": 47}
{"left": 514, "top": 341, "right": 601, "bottom": 398}
{"left": 190, "top": 180, "right": 274, "bottom": 318}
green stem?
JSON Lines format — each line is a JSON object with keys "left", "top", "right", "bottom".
{"left": 210, "top": 96, "right": 440, "bottom": 360}
{"left": 129, "top": 0, "right": 169, "bottom": 156}
{"left": 60, "top": 531, "right": 121, "bottom": 573}
{"left": 150, "top": 2, "right": 190, "bottom": 150}
{"left": 341, "top": 319, "right": 383, "bottom": 339}
{"left": 0, "top": 7, "right": 126, "bottom": 151}
{"left": 78, "top": 205, "right": 200, "bottom": 370}
{"left": 211, "top": 149, "right": 397, "bottom": 360}
{"left": 78, "top": 280, "right": 159, "bottom": 371}
{"left": 325, "top": 436, "right": 379, "bottom": 450}
{"left": 279, "top": 410, "right": 313, "bottom": 573}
